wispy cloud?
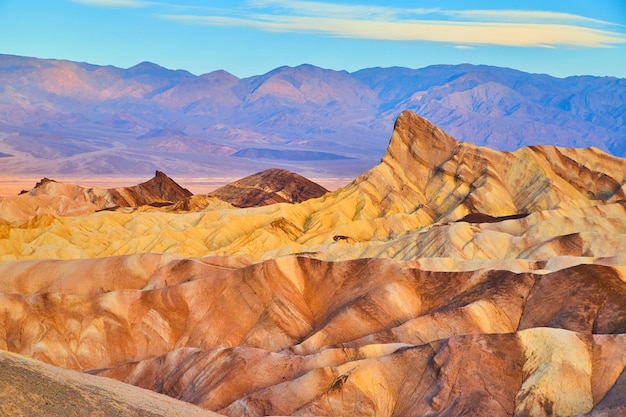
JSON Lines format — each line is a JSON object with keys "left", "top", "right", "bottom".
{"left": 162, "top": 13, "right": 625, "bottom": 48}
{"left": 69, "top": 0, "right": 150, "bottom": 7}
{"left": 243, "top": 1, "right": 623, "bottom": 28}
{"left": 443, "top": 9, "right": 620, "bottom": 27}
{"left": 74, "top": 0, "right": 626, "bottom": 48}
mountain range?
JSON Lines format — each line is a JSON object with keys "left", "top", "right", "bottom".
{"left": 0, "top": 54, "right": 624, "bottom": 181}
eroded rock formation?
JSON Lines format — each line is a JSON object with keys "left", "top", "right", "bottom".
{"left": 0, "top": 111, "right": 623, "bottom": 261}
{"left": 0, "top": 111, "right": 625, "bottom": 416}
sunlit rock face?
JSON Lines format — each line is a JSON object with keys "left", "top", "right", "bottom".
{"left": 26, "top": 170, "right": 193, "bottom": 207}
{"left": 1, "top": 111, "right": 625, "bottom": 416}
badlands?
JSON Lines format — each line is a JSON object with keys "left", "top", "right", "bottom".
{"left": 0, "top": 111, "right": 625, "bottom": 416}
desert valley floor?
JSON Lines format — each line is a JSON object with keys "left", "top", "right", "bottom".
{"left": 0, "top": 111, "right": 625, "bottom": 416}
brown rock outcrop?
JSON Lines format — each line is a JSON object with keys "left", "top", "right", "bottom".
{"left": 210, "top": 168, "right": 329, "bottom": 207}
{"left": 27, "top": 170, "right": 193, "bottom": 208}
{"left": 1, "top": 255, "right": 626, "bottom": 416}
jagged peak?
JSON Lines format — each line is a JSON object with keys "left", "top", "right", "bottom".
{"left": 382, "top": 110, "right": 460, "bottom": 173}
{"left": 33, "top": 177, "right": 58, "bottom": 189}
{"left": 137, "top": 171, "right": 193, "bottom": 199}
{"left": 348, "top": 110, "right": 625, "bottom": 225}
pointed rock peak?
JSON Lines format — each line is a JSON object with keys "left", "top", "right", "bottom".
{"left": 142, "top": 171, "right": 192, "bottom": 195}
{"left": 121, "top": 171, "right": 193, "bottom": 206}
{"left": 382, "top": 110, "right": 460, "bottom": 170}
{"left": 33, "top": 177, "right": 58, "bottom": 189}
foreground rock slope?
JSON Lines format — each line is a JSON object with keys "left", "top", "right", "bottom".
{"left": 0, "top": 350, "right": 221, "bottom": 416}
{"left": 0, "top": 111, "right": 625, "bottom": 416}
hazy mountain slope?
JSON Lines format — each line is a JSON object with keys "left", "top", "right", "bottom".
{"left": 1, "top": 55, "right": 624, "bottom": 179}
{"left": 354, "top": 64, "right": 626, "bottom": 154}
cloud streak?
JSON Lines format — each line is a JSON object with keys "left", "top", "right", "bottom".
{"left": 247, "top": 0, "right": 619, "bottom": 26}
{"left": 161, "top": 6, "right": 626, "bottom": 48}
{"left": 73, "top": 0, "right": 626, "bottom": 48}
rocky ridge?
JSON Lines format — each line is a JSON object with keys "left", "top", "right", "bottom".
{"left": 0, "top": 170, "right": 193, "bottom": 221}
{"left": 0, "top": 349, "right": 220, "bottom": 416}
{"left": 0, "top": 167, "right": 331, "bottom": 222}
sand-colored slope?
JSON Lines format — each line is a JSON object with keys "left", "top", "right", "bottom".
{"left": 0, "top": 350, "right": 222, "bottom": 416}
{"left": 1, "top": 254, "right": 625, "bottom": 368}
{"left": 1, "top": 111, "right": 623, "bottom": 262}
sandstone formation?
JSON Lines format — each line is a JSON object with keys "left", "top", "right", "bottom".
{"left": 210, "top": 168, "right": 329, "bottom": 207}
{"left": 28, "top": 170, "right": 193, "bottom": 207}
{"left": 0, "top": 111, "right": 625, "bottom": 416}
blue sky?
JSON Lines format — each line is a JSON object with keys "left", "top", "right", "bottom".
{"left": 1, "top": 0, "right": 625, "bottom": 78}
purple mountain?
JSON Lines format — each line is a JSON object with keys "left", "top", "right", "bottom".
{"left": 0, "top": 54, "right": 623, "bottom": 178}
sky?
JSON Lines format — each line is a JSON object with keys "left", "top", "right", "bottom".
{"left": 0, "top": 0, "right": 625, "bottom": 78}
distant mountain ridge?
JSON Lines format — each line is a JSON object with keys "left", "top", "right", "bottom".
{"left": 0, "top": 54, "right": 624, "bottom": 179}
